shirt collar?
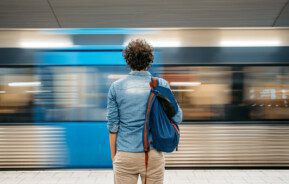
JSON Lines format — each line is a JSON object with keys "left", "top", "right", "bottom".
{"left": 129, "top": 70, "right": 151, "bottom": 76}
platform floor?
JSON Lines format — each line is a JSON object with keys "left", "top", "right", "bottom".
{"left": 0, "top": 169, "right": 289, "bottom": 184}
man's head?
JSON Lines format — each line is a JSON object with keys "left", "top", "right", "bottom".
{"left": 123, "top": 39, "right": 154, "bottom": 71}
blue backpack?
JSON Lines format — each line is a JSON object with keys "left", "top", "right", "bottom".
{"left": 142, "top": 77, "right": 181, "bottom": 184}
{"left": 143, "top": 77, "right": 180, "bottom": 153}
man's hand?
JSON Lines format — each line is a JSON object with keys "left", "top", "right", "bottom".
{"left": 109, "top": 133, "right": 117, "bottom": 162}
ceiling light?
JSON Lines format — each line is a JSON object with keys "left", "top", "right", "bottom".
{"left": 19, "top": 38, "right": 73, "bottom": 48}
{"left": 220, "top": 40, "right": 281, "bottom": 47}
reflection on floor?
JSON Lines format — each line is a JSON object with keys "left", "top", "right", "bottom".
{"left": 0, "top": 169, "right": 288, "bottom": 184}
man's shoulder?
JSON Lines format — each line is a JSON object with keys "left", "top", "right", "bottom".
{"left": 110, "top": 75, "right": 129, "bottom": 88}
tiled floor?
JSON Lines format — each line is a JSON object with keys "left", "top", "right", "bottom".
{"left": 0, "top": 169, "right": 289, "bottom": 184}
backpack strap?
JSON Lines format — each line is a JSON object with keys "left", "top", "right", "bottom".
{"left": 149, "top": 77, "right": 158, "bottom": 89}
{"left": 144, "top": 77, "right": 158, "bottom": 184}
{"left": 144, "top": 92, "right": 155, "bottom": 184}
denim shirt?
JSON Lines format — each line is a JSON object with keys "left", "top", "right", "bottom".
{"left": 106, "top": 70, "right": 183, "bottom": 152}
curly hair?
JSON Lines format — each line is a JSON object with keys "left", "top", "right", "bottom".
{"left": 123, "top": 39, "right": 154, "bottom": 71}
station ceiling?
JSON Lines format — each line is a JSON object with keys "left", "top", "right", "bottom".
{"left": 0, "top": 0, "right": 288, "bottom": 28}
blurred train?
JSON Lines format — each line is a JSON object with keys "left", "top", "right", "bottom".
{"left": 0, "top": 28, "right": 289, "bottom": 168}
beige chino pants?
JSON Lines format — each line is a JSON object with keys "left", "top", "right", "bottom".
{"left": 113, "top": 149, "right": 165, "bottom": 184}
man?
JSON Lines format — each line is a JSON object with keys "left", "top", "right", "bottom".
{"left": 107, "top": 39, "right": 182, "bottom": 184}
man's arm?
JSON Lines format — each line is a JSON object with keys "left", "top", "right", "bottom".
{"left": 106, "top": 84, "right": 120, "bottom": 161}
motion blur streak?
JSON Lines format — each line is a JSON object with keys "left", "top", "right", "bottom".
{"left": 0, "top": 125, "right": 66, "bottom": 168}
{"left": 166, "top": 125, "right": 289, "bottom": 167}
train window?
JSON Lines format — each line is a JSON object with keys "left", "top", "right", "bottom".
{"left": 0, "top": 67, "right": 36, "bottom": 122}
{"left": 35, "top": 66, "right": 129, "bottom": 122}
{"left": 18, "top": 65, "right": 288, "bottom": 122}
{"left": 155, "top": 66, "right": 232, "bottom": 121}
{"left": 243, "top": 66, "right": 289, "bottom": 120}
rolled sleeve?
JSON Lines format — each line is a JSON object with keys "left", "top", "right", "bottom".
{"left": 172, "top": 104, "right": 183, "bottom": 124}
{"left": 106, "top": 84, "right": 120, "bottom": 133}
